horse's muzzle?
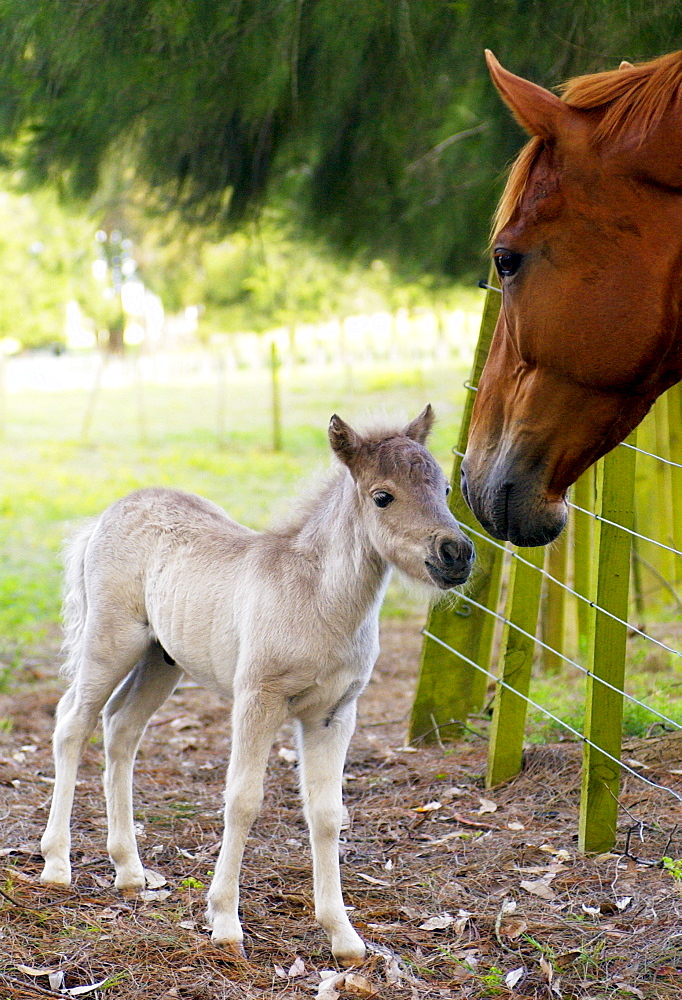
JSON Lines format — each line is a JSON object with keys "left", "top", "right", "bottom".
{"left": 460, "top": 462, "right": 567, "bottom": 547}
{"left": 425, "top": 534, "right": 475, "bottom": 589}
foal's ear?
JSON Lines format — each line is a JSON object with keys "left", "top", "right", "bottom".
{"left": 403, "top": 404, "right": 434, "bottom": 445}
{"left": 485, "top": 49, "right": 573, "bottom": 140}
{"left": 329, "top": 414, "right": 362, "bottom": 467}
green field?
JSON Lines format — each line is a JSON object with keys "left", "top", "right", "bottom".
{"left": 2, "top": 350, "right": 681, "bottom": 742}
{"left": 0, "top": 355, "right": 470, "bottom": 672}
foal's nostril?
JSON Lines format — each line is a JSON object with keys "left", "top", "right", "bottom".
{"left": 437, "top": 538, "right": 473, "bottom": 571}
{"left": 439, "top": 539, "right": 458, "bottom": 566}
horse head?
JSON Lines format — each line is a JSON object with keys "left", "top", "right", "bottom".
{"left": 462, "top": 51, "right": 682, "bottom": 546}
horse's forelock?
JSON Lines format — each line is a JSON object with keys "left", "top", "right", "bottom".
{"left": 492, "top": 50, "right": 682, "bottom": 242}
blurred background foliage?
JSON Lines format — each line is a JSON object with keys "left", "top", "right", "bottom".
{"left": 0, "top": 0, "right": 680, "bottom": 347}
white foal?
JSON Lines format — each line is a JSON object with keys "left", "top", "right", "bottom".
{"left": 40, "top": 406, "right": 474, "bottom": 964}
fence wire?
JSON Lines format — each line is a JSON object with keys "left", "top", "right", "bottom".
{"left": 459, "top": 520, "right": 682, "bottom": 663}
{"left": 421, "top": 628, "right": 682, "bottom": 806}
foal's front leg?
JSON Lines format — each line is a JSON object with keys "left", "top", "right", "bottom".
{"left": 207, "top": 689, "right": 287, "bottom": 954}
{"left": 298, "top": 700, "right": 366, "bottom": 965}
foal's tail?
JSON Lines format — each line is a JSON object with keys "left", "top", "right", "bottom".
{"left": 60, "top": 519, "right": 98, "bottom": 681}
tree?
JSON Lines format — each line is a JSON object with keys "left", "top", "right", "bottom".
{"left": 0, "top": 1, "right": 680, "bottom": 278}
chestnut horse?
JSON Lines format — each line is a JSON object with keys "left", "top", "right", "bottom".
{"left": 461, "top": 50, "right": 682, "bottom": 546}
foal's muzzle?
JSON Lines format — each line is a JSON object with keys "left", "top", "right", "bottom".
{"left": 425, "top": 534, "right": 475, "bottom": 589}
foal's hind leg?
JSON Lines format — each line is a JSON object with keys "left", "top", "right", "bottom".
{"left": 102, "top": 645, "right": 182, "bottom": 889}
{"left": 297, "top": 700, "right": 365, "bottom": 965}
{"left": 41, "top": 629, "right": 149, "bottom": 886}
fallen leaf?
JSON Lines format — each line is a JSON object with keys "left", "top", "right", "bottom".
{"left": 287, "top": 957, "right": 306, "bottom": 978}
{"left": 505, "top": 967, "right": 525, "bottom": 989}
{"left": 502, "top": 918, "right": 528, "bottom": 940}
{"left": 16, "top": 965, "right": 60, "bottom": 977}
{"left": 179, "top": 920, "right": 196, "bottom": 930}
{"left": 413, "top": 800, "right": 442, "bottom": 813}
{"left": 616, "top": 896, "right": 633, "bottom": 911}
{"left": 539, "top": 955, "right": 554, "bottom": 983}
{"left": 538, "top": 845, "right": 571, "bottom": 860}
{"left": 169, "top": 716, "right": 201, "bottom": 731}
{"left": 356, "top": 872, "right": 391, "bottom": 887}
{"left": 477, "top": 797, "right": 498, "bottom": 815}
{"left": 143, "top": 868, "right": 167, "bottom": 889}
{"left": 581, "top": 903, "right": 601, "bottom": 918}
{"left": 317, "top": 972, "right": 343, "bottom": 1000}
{"left": 344, "top": 972, "right": 377, "bottom": 996}
{"left": 278, "top": 747, "right": 297, "bottom": 764}
{"left": 422, "top": 831, "right": 466, "bottom": 846}
{"left": 613, "top": 983, "right": 644, "bottom": 998}
{"left": 419, "top": 912, "right": 454, "bottom": 930}
{"left": 508, "top": 821, "right": 525, "bottom": 831}
{"left": 140, "top": 889, "right": 171, "bottom": 902}
{"left": 274, "top": 965, "right": 287, "bottom": 979}
{"left": 340, "top": 806, "right": 351, "bottom": 830}
{"left": 440, "top": 786, "right": 466, "bottom": 801}
{"left": 68, "top": 978, "right": 113, "bottom": 997}
{"left": 520, "top": 879, "right": 556, "bottom": 901}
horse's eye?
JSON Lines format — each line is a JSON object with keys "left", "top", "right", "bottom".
{"left": 373, "top": 491, "right": 394, "bottom": 508}
{"left": 493, "top": 249, "right": 523, "bottom": 278}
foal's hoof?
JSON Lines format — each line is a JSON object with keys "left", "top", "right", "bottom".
{"left": 332, "top": 936, "right": 366, "bottom": 967}
{"left": 217, "top": 941, "right": 248, "bottom": 961}
{"left": 40, "top": 861, "right": 72, "bottom": 887}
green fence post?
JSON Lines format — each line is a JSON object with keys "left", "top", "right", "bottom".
{"left": 409, "top": 267, "right": 504, "bottom": 743}
{"left": 572, "top": 467, "right": 594, "bottom": 656}
{"left": 486, "top": 546, "right": 544, "bottom": 787}
{"left": 668, "top": 383, "right": 682, "bottom": 585}
{"left": 542, "top": 529, "right": 568, "bottom": 674}
{"left": 578, "top": 434, "right": 636, "bottom": 854}
{"left": 653, "top": 395, "right": 675, "bottom": 584}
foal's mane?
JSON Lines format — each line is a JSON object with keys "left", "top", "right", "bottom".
{"left": 492, "top": 50, "right": 682, "bottom": 238}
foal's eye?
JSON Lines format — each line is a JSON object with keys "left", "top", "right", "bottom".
{"left": 373, "top": 491, "right": 394, "bottom": 508}
{"left": 445, "top": 484, "right": 452, "bottom": 497}
{"left": 493, "top": 249, "right": 524, "bottom": 278}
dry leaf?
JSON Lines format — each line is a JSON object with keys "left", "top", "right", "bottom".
{"left": 356, "top": 872, "right": 391, "bottom": 887}
{"left": 581, "top": 903, "right": 601, "bottom": 917}
{"left": 440, "top": 786, "right": 466, "bottom": 801}
{"left": 344, "top": 972, "right": 377, "bottom": 995}
{"left": 520, "top": 879, "right": 556, "bottom": 901}
{"left": 508, "top": 821, "right": 525, "bottom": 831}
{"left": 274, "top": 965, "right": 288, "bottom": 979}
{"left": 340, "top": 806, "right": 351, "bottom": 830}
{"left": 169, "top": 716, "right": 201, "bottom": 731}
{"left": 613, "top": 984, "right": 644, "bottom": 998}
{"left": 503, "top": 918, "right": 528, "bottom": 940}
{"left": 317, "top": 972, "right": 343, "bottom": 1000}
{"left": 16, "top": 965, "right": 60, "bottom": 977}
{"left": 143, "top": 868, "right": 167, "bottom": 889}
{"left": 68, "top": 978, "right": 113, "bottom": 997}
{"left": 616, "top": 896, "right": 633, "bottom": 911}
{"left": 477, "top": 797, "right": 498, "bottom": 814}
{"left": 278, "top": 747, "right": 297, "bottom": 764}
{"left": 505, "top": 967, "right": 525, "bottom": 989}
{"left": 287, "top": 957, "right": 306, "bottom": 978}
{"left": 419, "top": 912, "right": 454, "bottom": 930}
{"left": 539, "top": 955, "right": 554, "bottom": 983}
{"left": 413, "top": 800, "right": 442, "bottom": 813}
{"left": 140, "top": 889, "right": 171, "bottom": 901}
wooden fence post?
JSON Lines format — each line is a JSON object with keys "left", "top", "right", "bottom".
{"left": 486, "top": 546, "right": 545, "bottom": 787}
{"left": 572, "top": 467, "right": 594, "bottom": 655}
{"left": 578, "top": 433, "right": 636, "bottom": 854}
{"left": 542, "top": 529, "right": 568, "bottom": 673}
{"left": 668, "top": 383, "right": 682, "bottom": 585}
{"left": 409, "top": 268, "right": 504, "bottom": 743}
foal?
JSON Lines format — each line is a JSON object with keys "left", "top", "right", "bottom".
{"left": 40, "top": 406, "right": 474, "bottom": 964}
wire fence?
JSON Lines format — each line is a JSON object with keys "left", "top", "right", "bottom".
{"left": 411, "top": 272, "right": 682, "bottom": 854}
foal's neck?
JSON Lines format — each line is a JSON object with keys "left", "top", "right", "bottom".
{"left": 287, "top": 469, "right": 390, "bottom": 618}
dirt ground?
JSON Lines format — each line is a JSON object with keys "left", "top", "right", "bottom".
{"left": 2, "top": 620, "right": 682, "bottom": 1000}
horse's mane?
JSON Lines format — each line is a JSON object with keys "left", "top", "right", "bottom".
{"left": 492, "top": 50, "right": 682, "bottom": 239}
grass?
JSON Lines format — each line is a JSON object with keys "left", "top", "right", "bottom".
{"left": 0, "top": 352, "right": 470, "bottom": 674}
